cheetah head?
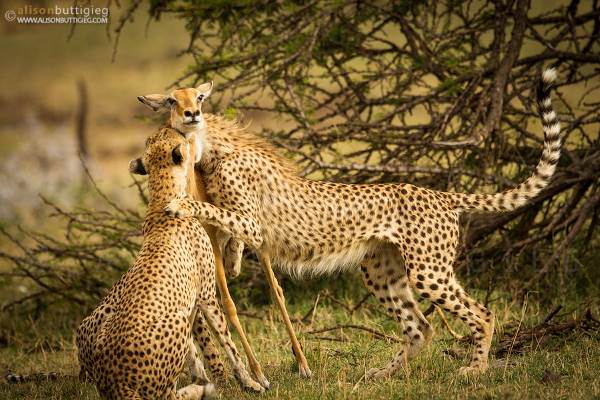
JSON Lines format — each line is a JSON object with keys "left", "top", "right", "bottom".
{"left": 129, "top": 128, "right": 191, "bottom": 197}
{"left": 137, "top": 82, "right": 213, "bottom": 139}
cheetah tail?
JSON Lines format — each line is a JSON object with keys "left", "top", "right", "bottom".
{"left": 447, "top": 68, "right": 561, "bottom": 212}
{"left": 5, "top": 371, "right": 63, "bottom": 384}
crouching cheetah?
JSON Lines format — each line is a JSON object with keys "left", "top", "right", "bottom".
{"left": 76, "top": 127, "right": 265, "bottom": 399}
{"left": 158, "top": 69, "right": 561, "bottom": 380}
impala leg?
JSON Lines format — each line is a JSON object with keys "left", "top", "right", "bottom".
{"left": 257, "top": 252, "right": 312, "bottom": 378}
{"left": 208, "top": 227, "right": 270, "bottom": 389}
{"left": 191, "top": 169, "right": 268, "bottom": 387}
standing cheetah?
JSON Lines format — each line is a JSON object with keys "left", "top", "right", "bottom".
{"left": 76, "top": 128, "right": 265, "bottom": 399}
{"left": 156, "top": 69, "right": 561, "bottom": 380}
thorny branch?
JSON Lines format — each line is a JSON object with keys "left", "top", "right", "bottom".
{"left": 495, "top": 308, "right": 600, "bottom": 357}
{"left": 147, "top": 0, "right": 600, "bottom": 293}
{"left": 0, "top": 176, "right": 144, "bottom": 312}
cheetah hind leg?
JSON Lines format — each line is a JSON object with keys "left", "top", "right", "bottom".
{"left": 453, "top": 286, "right": 494, "bottom": 375}
{"left": 410, "top": 272, "right": 494, "bottom": 375}
{"left": 358, "top": 246, "right": 433, "bottom": 381}
{"left": 199, "top": 302, "right": 264, "bottom": 392}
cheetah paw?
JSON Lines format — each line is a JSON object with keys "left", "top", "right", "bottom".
{"left": 203, "top": 383, "right": 216, "bottom": 399}
{"left": 177, "top": 383, "right": 216, "bottom": 399}
{"left": 458, "top": 364, "right": 488, "bottom": 376}
{"left": 165, "top": 198, "right": 192, "bottom": 218}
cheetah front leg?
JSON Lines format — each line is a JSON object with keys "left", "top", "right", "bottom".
{"left": 165, "top": 198, "right": 263, "bottom": 249}
{"left": 190, "top": 311, "right": 225, "bottom": 382}
{"left": 197, "top": 300, "right": 264, "bottom": 392}
{"left": 175, "top": 342, "right": 216, "bottom": 400}
{"left": 185, "top": 334, "right": 211, "bottom": 385}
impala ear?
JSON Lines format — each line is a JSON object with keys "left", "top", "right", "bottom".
{"left": 172, "top": 144, "right": 185, "bottom": 165}
{"left": 128, "top": 158, "right": 147, "bottom": 175}
{"left": 137, "top": 94, "right": 175, "bottom": 112}
{"left": 195, "top": 81, "right": 213, "bottom": 101}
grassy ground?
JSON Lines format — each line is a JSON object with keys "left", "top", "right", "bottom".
{"left": 1, "top": 286, "right": 598, "bottom": 400}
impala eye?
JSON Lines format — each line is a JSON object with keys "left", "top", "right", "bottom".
{"left": 197, "top": 94, "right": 205, "bottom": 102}
{"left": 167, "top": 97, "right": 177, "bottom": 106}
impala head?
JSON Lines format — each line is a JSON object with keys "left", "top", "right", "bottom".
{"left": 128, "top": 128, "right": 191, "bottom": 199}
{"left": 137, "top": 82, "right": 213, "bottom": 138}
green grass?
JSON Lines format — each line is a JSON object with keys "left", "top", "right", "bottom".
{"left": 1, "top": 289, "right": 598, "bottom": 400}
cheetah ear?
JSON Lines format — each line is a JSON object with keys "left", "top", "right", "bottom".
{"left": 172, "top": 144, "right": 185, "bottom": 166}
{"left": 137, "top": 94, "right": 175, "bottom": 112}
{"left": 129, "top": 158, "right": 147, "bottom": 175}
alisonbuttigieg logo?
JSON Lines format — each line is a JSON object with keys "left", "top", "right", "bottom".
{"left": 4, "top": 4, "right": 109, "bottom": 24}
{"left": 5, "top": 9, "right": 17, "bottom": 21}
